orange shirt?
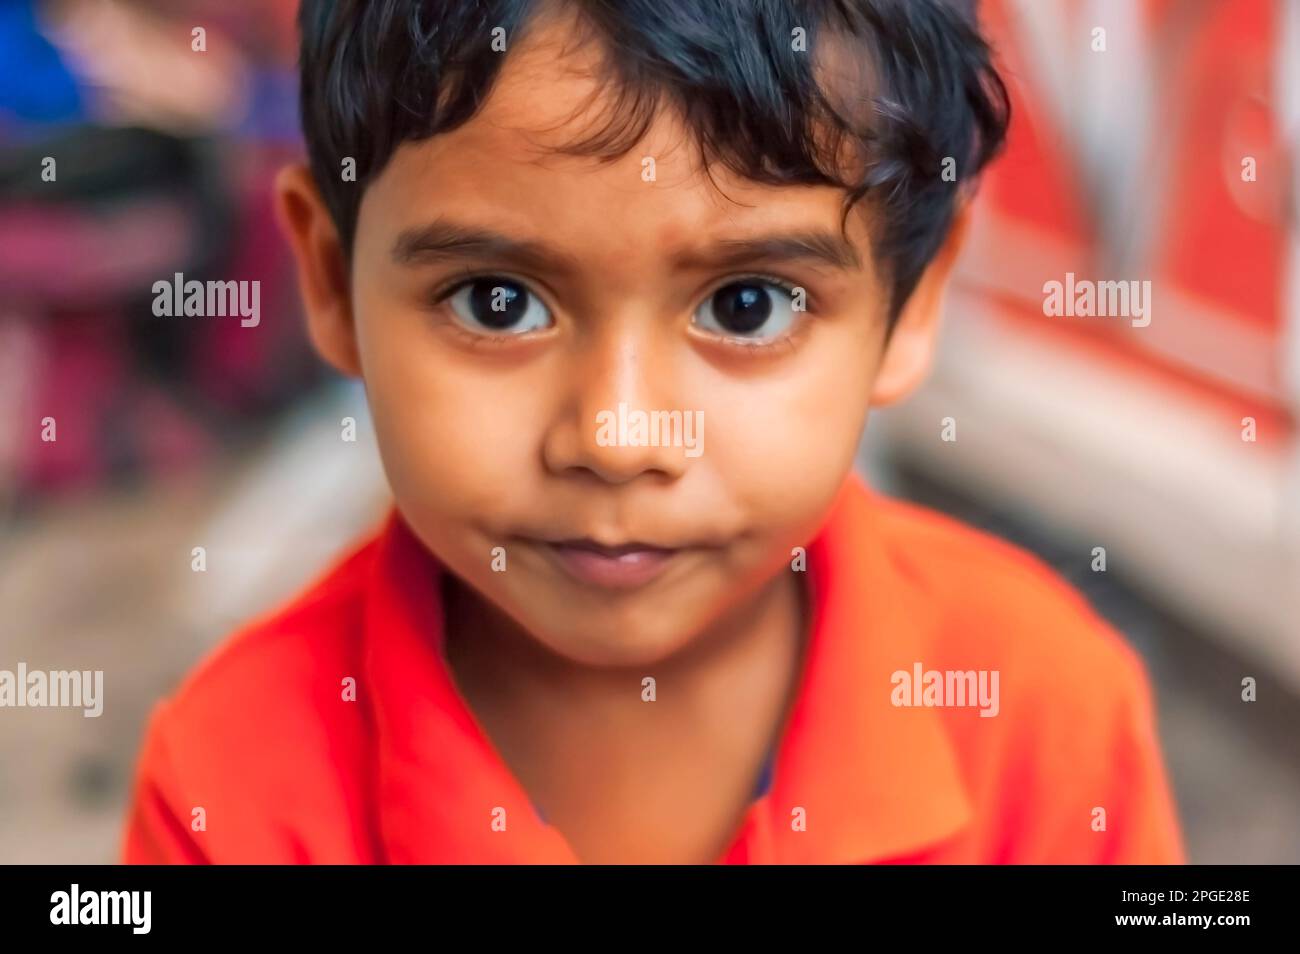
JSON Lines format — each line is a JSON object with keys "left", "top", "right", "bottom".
{"left": 121, "top": 472, "right": 1186, "bottom": 863}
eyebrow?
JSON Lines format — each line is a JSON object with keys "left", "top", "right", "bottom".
{"left": 684, "top": 231, "right": 863, "bottom": 272}
{"left": 391, "top": 220, "right": 580, "bottom": 273}
{"left": 391, "top": 218, "right": 863, "bottom": 274}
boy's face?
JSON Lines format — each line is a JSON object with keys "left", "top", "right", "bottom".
{"left": 279, "top": 12, "right": 958, "bottom": 667}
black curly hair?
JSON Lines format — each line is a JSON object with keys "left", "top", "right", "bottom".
{"left": 296, "top": 0, "right": 1010, "bottom": 321}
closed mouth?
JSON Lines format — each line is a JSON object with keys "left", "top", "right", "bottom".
{"left": 537, "top": 538, "right": 683, "bottom": 589}
{"left": 552, "top": 539, "right": 676, "bottom": 558}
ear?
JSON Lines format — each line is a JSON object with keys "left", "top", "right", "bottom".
{"left": 869, "top": 200, "right": 972, "bottom": 406}
{"left": 273, "top": 164, "right": 362, "bottom": 378}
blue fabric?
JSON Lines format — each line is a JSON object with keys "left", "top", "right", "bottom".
{"left": 0, "top": 0, "right": 85, "bottom": 125}
{"left": 751, "top": 747, "right": 776, "bottom": 801}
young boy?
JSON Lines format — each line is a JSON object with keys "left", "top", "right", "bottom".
{"left": 122, "top": 0, "right": 1186, "bottom": 864}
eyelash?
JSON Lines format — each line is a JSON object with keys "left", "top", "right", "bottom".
{"left": 737, "top": 272, "right": 806, "bottom": 303}
{"left": 427, "top": 270, "right": 815, "bottom": 354}
{"left": 427, "top": 269, "right": 548, "bottom": 350}
{"left": 703, "top": 272, "right": 813, "bottom": 357}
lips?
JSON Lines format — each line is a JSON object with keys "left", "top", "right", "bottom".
{"left": 542, "top": 538, "right": 680, "bottom": 589}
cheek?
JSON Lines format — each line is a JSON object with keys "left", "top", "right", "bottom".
{"left": 353, "top": 299, "right": 540, "bottom": 524}
{"left": 696, "top": 334, "right": 876, "bottom": 530}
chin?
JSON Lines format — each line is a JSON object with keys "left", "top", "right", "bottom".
{"left": 531, "top": 612, "right": 703, "bottom": 669}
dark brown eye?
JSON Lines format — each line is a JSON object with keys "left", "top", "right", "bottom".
{"left": 447, "top": 277, "right": 552, "bottom": 333}
{"left": 693, "top": 280, "right": 797, "bottom": 340}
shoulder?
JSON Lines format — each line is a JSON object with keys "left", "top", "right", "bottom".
{"left": 865, "top": 495, "right": 1185, "bottom": 861}
{"left": 869, "top": 492, "right": 1150, "bottom": 701}
{"left": 125, "top": 525, "right": 387, "bottom": 861}
{"left": 165, "top": 530, "right": 378, "bottom": 729}
{"left": 136, "top": 527, "right": 382, "bottom": 805}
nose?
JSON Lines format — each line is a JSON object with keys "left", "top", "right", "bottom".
{"left": 541, "top": 325, "right": 694, "bottom": 485}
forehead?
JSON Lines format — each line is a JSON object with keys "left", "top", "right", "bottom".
{"left": 357, "top": 7, "right": 872, "bottom": 269}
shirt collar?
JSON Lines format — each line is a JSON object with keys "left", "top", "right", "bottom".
{"left": 362, "top": 472, "right": 972, "bottom": 863}
{"left": 754, "top": 472, "right": 973, "bottom": 863}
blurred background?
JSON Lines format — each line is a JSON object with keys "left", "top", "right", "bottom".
{"left": 0, "top": 0, "right": 1296, "bottom": 863}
